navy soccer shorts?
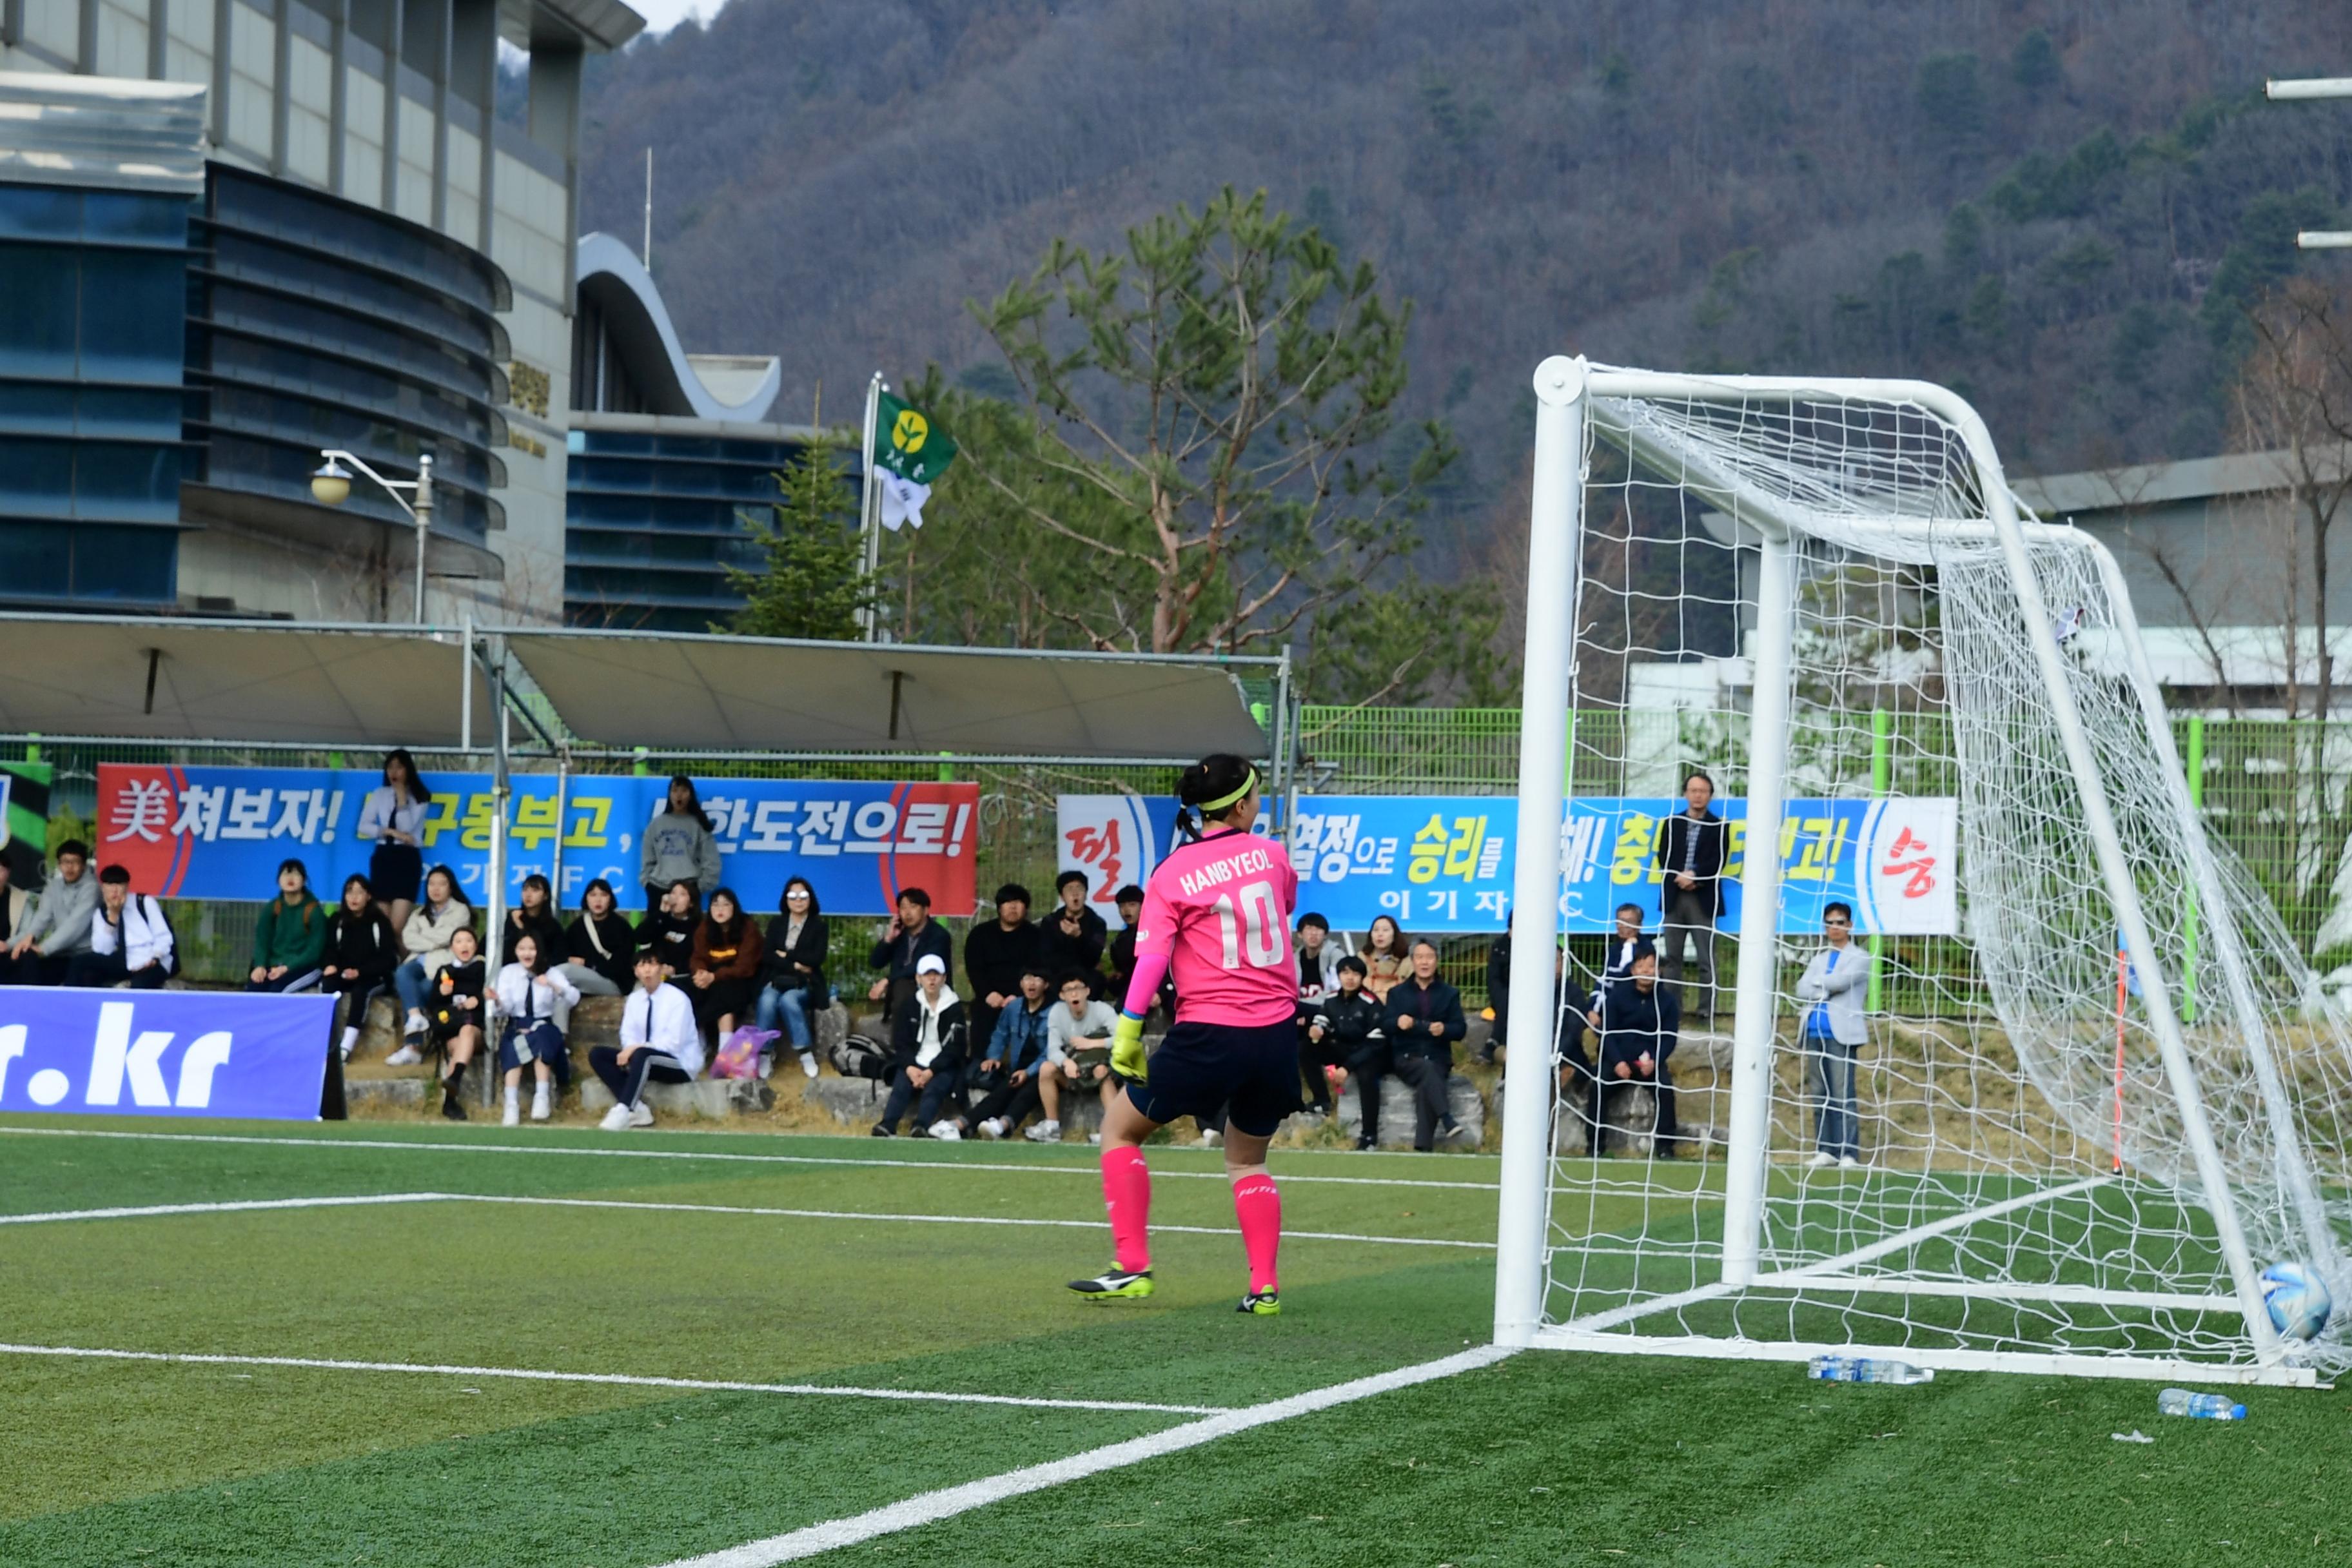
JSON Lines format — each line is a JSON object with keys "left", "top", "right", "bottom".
{"left": 1124, "top": 1018, "right": 1304, "bottom": 1137}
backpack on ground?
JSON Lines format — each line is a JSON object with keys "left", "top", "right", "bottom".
{"left": 828, "top": 1033, "right": 890, "bottom": 1081}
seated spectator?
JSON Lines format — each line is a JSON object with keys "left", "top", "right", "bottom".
{"left": 938, "top": 963, "right": 1055, "bottom": 1141}
{"left": 638, "top": 879, "right": 700, "bottom": 982}
{"left": 1043, "top": 870, "right": 1108, "bottom": 977}
{"left": 1295, "top": 912, "right": 1341, "bottom": 1000}
{"left": 68, "top": 865, "right": 177, "bottom": 991}
{"left": 1382, "top": 937, "right": 1469, "bottom": 1151}
{"left": 556, "top": 877, "right": 636, "bottom": 1003}
{"left": 755, "top": 876, "right": 829, "bottom": 1080}
{"left": 1587, "top": 948, "right": 1681, "bottom": 1158}
{"left": 1104, "top": 883, "right": 1171, "bottom": 1020}
{"left": 390, "top": 865, "right": 471, "bottom": 1059}
{"left": 687, "top": 887, "right": 763, "bottom": 1040}
{"left": 318, "top": 873, "right": 398, "bottom": 1059}
{"left": 504, "top": 874, "right": 565, "bottom": 973}
{"left": 246, "top": 858, "right": 328, "bottom": 995}
{"left": 1483, "top": 930, "right": 1511, "bottom": 1065}
{"left": 0, "top": 861, "right": 24, "bottom": 975}
{"left": 873, "top": 953, "right": 966, "bottom": 1137}
{"left": 1796, "top": 900, "right": 1867, "bottom": 1169}
{"left": 1360, "top": 914, "right": 1409, "bottom": 1003}
{"left": 640, "top": 774, "right": 720, "bottom": 916}
{"left": 1038, "top": 968, "right": 1121, "bottom": 1143}
{"left": 426, "top": 925, "right": 486, "bottom": 1121}
{"left": 494, "top": 930, "right": 577, "bottom": 1125}
{"left": 2, "top": 838, "right": 95, "bottom": 986}
{"left": 1600, "top": 901, "right": 1651, "bottom": 982}
{"left": 593, "top": 948, "right": 705, "bottom": 1132}
{"left": 963, "top": 882, "right": 1043, "bottom": 1062}
{"left": 1309, "top": 955, "right": 1388, "bottom": 1147}
{"left": 867, "top": 887, "right": 950, "bottom": 1021}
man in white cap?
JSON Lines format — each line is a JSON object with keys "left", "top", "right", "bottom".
{"left": 873, "top": 952, "right": 968, "bottom": 1137}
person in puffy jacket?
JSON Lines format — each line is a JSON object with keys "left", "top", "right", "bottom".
{"left": 391, "top": 865, "right": 473, "bottom": 1057}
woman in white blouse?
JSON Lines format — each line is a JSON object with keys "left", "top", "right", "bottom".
{"left": 494, "top": 930, "right": 578, "bottom": 1126}
{"left": 357, "top": 749, "right": 432, "bottom": 939}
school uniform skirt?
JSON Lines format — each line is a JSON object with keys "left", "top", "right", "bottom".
{"left": 369, "top": 841, "right": 424, "bottom": 903}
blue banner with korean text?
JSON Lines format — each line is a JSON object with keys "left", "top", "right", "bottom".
{"left": 1058, "top": 794, "right": 1959, "bottom": 936}
{"left": 0, "top": 990, "right": 333, "bottom": 1120}
{"left": 97, "top": 765, "right": 980, "bottom": 915}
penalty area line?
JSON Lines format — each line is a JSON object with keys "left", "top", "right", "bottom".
{"left": 0, "top": 1343, "right": 1230, "bottom": 1416}
{"left": 655, "top": 1343, "right": 1517, "bottom": 1567}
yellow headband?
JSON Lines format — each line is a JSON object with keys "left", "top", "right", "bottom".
{"left": 1197, "top": 767, "right": 1257, "bottom": 814}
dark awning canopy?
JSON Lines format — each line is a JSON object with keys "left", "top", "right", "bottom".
{"left": 0, "top": 616, "right": 489, "bottom": 747}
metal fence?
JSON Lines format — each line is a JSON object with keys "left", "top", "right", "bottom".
{"left": 14, "top": 709, "right": 2352, "bottom": 998}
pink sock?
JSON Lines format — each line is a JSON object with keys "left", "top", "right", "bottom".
{"left": 1231, "top": 1173, "right": 1282, "bottom": 1294}
{"left": 1101, "top": 1145, "right": 1152, "bottom": 1273}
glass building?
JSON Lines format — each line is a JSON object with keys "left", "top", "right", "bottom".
{"left": 1, "top": 0, "right": 641, "bottom": 623}
{"left": 564, "top": 231, "right": 843, "bottom": 632}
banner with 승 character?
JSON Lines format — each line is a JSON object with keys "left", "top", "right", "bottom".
{"left": 1057, "top": 793, "right": 1960, "bottom": 936}
{"left": 97, "top": 766, "right": 979, "bottom": 915}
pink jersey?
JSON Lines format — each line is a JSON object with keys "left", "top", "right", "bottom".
{"left": 1130, "top": 827, "right": 1300, "bottom": 1028}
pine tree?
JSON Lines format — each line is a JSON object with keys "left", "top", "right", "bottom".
{"left": 723, "top": 442, "right": 873, "bottom": 640}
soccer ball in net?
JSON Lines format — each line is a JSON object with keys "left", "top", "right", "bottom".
{"left": 2262, "top": 1262, "right": 2333, "bottom": 1342}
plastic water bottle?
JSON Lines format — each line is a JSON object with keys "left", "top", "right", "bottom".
{"left": 2157, "top": 1388, "right": 2246, "bottom": 1421}
{"left": 1807, "top": 1355, "right": 1934, "bottom": 1385}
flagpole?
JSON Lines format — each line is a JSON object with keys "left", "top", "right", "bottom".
{"left": 858, "top": 372, "right": 885, "bottom": 642}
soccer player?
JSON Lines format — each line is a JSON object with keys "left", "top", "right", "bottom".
{"left": 1068, "top": 752, "right": 1298, "bottom": 1315}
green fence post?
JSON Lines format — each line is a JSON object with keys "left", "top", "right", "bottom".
{"left": 937, "top": 750, "right": 954, "bottom": 785}
{"left": 632, "top": 747, "right": 649, "bottom": 778}
{"left": 23, "top": 733, "right": 39, "bottom": 765}
{"left": 1867, "top": 708, "right": 1890, "bottom": 1013}
{"left": 2184, "top": 714, "right": 2204, "bottom": 1024}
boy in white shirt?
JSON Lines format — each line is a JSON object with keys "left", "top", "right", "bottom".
{"left": 68, "top": 866, "right": 175, "bottom": 989}
{"left": 592, "top": 948, "right": 703, "bottom": 1131}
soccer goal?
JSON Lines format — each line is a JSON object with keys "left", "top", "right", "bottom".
{"left": 1490, "top": 358, "right": 2352, "bottom": 1386}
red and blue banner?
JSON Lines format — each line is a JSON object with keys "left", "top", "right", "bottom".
{"left": 1058, "top": 793, "right": 1960, "bottom": 936}
{"left": 96, "top": 766, "right": 980, "bottom": 916}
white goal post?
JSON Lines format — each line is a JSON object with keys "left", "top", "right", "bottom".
{"left": 1492, "top": 357, "right": 2352, "bottom": 1385}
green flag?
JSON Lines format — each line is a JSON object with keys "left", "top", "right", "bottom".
{"left": 872, "top": 390, "right": 957, "bottom": 530}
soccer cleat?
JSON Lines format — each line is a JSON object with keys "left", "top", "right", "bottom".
{"left": 1236, "top": 1289, "right": 1282, "bottom": 1316}
{"left": 1067, "top": 1268, "right": 1154, "bottom": 1302}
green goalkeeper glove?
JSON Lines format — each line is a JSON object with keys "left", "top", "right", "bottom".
{"left": 1111, "top": 1012, "right": 1148, "bottom": 1084}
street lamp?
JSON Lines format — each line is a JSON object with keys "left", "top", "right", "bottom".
{"left": 311, "top": 448, "right": 435, "bottom": 624}
{"left": 2266, "top": 79, "right": 2352, "bottom": 250}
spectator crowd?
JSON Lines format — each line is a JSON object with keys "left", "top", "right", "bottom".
{"left": 0, "top": 760, "right": 1867, "bottom": 1164}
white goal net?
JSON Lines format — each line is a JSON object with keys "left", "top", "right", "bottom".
{"left": 1491, "top": 360, "right": 2352, "bottom": 1384}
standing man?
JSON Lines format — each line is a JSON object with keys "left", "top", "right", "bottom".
{"left": 1043, "top": 870, "right": 1108, "bottom": 978}
{"left": 1795, "top": 900, "right": 1869, "bottom": 1169}
{"left": 963, "top": 883, "right": 1044, "bottom": 1060}
{"left": 1654, "top": 770, "right": 1727, "bottom": 1027}
{"left": 1, "top": 838, "right": 95, "bottom": 986}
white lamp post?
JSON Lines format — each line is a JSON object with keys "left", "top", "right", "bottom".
{"left": 311, "top": 449, "right": 435, "bottom": 624}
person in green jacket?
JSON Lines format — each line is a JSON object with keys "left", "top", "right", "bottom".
{"left": 247, "top": 858, "right": 329, "bottom": 993}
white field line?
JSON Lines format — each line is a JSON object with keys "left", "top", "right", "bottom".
{"left": 0, "top": 1193, "right": 444, "bottom": 1226}
{"left": 656, "top": 1344, "right": 1517, "bottom": 1568}
{"left": 0, "top": 1189, "right": 1493, "bottom": 1252}
{"left": 0, "top": 1342, "right": 1232, "bottom": 1415}
{"left": 0, "top": 1124, "right": 1500, "bottom": 1191}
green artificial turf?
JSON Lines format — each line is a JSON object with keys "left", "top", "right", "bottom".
{"left": 1, "top": 1117, "right": 2341, "bottom": 1567}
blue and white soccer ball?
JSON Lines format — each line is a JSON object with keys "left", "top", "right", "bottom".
{"left": 2260, "top": 1261, "right": 2333, "bottom": 1342}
